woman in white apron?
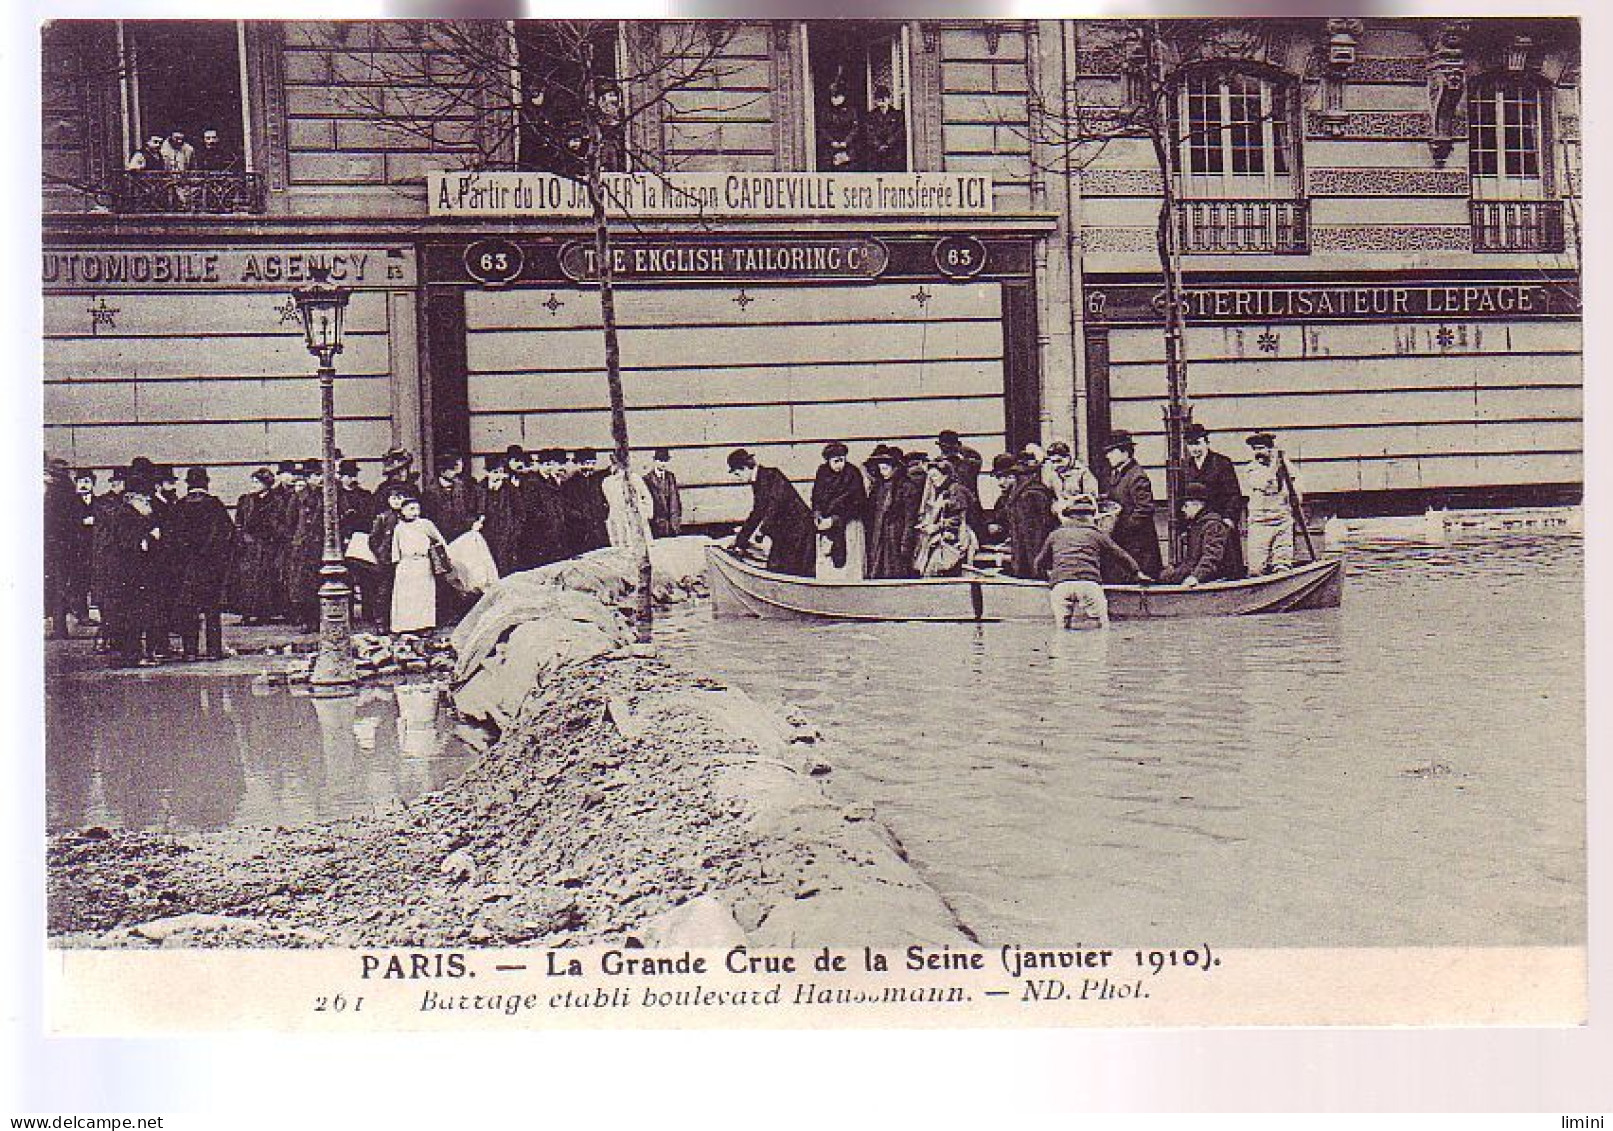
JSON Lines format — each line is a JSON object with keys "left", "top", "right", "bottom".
{"left": 390, "top": 496, "right": 448, "bottom": 635}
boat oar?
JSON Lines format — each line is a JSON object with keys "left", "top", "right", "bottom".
{"left": 1276, "top": 452, "right": 1317, "bottom": 562}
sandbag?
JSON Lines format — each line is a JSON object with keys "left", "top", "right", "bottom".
{"left": 448, "top": 530, "right": 499, "bottom": 593}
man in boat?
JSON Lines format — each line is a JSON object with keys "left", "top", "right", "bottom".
{"left": 1245, "top": 432, "right": 1301, "bottom": 575}
{"left": 1183, "top": 423, "right": 1246, "bottom": 579}
{"left": 1160, "top": 482, "right": 1234, "bottom": 588}
{"left": 992, "top": 454, "right": 1058, "bottom": 580}
{"left": 1034, "top": 497, "right": 1143, "bottom": 630}
{"left": 728, "top": 449, "right": 817, "bottom": 577}
{"left": 1100, "top": 430, "right": 1165, "bottom": 581}
{"left": 936, "top": 429, "right": 988, "bottom": 540}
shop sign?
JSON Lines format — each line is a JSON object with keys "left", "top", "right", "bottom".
{"left": 42, "top": 248, "right": 415, "bottom": 291}
{"left": 1084, "top": 277, "right": 1581, "bottom": 325}
{"left": 429, "top": 171, "right": 993, "bottom": 218}
{"left": 558, "top": 238, "right": 890, "bottom": 283}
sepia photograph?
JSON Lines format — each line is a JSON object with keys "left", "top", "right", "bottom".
{"left": 32, "top": 7, "right": 1588, "bottom": 1035}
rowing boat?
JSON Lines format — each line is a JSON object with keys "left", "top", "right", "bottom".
{"left": 706, "top": 545, "right": 1344, "bottom": 623}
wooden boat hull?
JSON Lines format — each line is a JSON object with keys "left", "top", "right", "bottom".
{"left": 706, "top": 546, "right": 1344, "bottom": 623}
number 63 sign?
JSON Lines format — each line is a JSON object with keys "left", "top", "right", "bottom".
{"left": 464, "top": 238, "right": 524, "bottom": 287}
{"left": 933, "top": 235, "right": 987, "bottom": 279}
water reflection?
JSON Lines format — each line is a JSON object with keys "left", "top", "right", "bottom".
{"left": 663, "top": 535, "right": 1584, "bottom": 947}
{"left": 46, "top": 676, "right": 478, "bottom": 833}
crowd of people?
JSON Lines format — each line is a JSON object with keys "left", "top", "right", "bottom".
{"left": 728, "top": 424, "right": 1304, "bottom": 629}
{"left": 42, "top": 445, "right": 685, "bottom": 666}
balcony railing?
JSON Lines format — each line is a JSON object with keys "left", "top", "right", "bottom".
{"left": 1470, "top": 200, "right": 1566, "bottom": 253}
{"left": 1174, "top": 198, "right": 1310, "bottom": 255}
{"left": 111, "top": 171, "right": 267, "bottom": 215}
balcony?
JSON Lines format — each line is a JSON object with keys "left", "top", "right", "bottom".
{"left": 1174, "top": 198, "right": 1310, "bottom": 255}
{"left": 111, "top": 171, "right": 267, "bottom": 215}
{"left": 1470, "top": 200, "right": 1566, "bottom": 253}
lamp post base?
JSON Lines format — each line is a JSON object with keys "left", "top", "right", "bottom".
{"left": 310, "top": 557, "right": 356, "bottom": 697}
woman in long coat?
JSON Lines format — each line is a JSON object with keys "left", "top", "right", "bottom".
{"left": 229, "top": 469, "right": 280, "bottom": 623}
{"left": 913, "top": 458, "right": 978, "bottom": 578}
{"left": 863, "top": 448, "right": 904, "bottom": 578}
{"left": 390, "top": 496, "right": 449, "bottom": 635}
{"left": 282, "top": 469, "right": 324, "bottom": 632}
{"left": 1001, "top": 458, "right": 1058, "bottom": 579}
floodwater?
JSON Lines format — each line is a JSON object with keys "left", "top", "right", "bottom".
{"left": 46, "top": 677, "right": 478, "bottom": 834}
{"left": 662, "top": 534, "right": 1584, "bottom": 947}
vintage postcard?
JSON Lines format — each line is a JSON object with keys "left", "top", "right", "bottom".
{"left": 35, "top": 10, "right": 1586, "bottom": 1037}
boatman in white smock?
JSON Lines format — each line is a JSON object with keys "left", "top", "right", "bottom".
{"left": 1244, "top": 431, "right": 1301, "bottom": 575}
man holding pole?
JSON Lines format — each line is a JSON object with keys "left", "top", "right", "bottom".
{"left": 1244, "top": 432, "right": 1308, "bottom": 575}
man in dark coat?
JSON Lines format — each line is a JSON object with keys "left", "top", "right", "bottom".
{"left": 1184, "top": 423, "right": 1246, "bottom": 579}
{"left": 168, "top": 467, "right": 237, "bottom": 659}
{"left": 810, "top": 441, "right": 868, "bottom": 573}
{"left": 728, "top": 448, "right": 816, "bottom": 577}
{"left": 282, "top": 461, "right": 324, "bottom": 632}
{"left": 1101, "top": 431, "right": 1164, "bottom": 581}
{"left": 91, "top": 467, "right": 127, "bottom": 641}
{"left": 862, "top": 84, "right": 906, "bottom": 171}
{"left": 1161, "top": 483, "right": 1235, "bottom": 587}
{"left": 520, "top": 448, "right": 572, "bottom": 567}
{"left": 230, "top": 468, "right": 281, "bottom": 623}
{"left": 43, "top": 459, "right": 79, "bottom": 637}
{"left": 562, "top": 448, "right": 610, "bottom": 553}
{"left": 645, "top": 448, "right": 682, "bottom": 539}
{"left": 104, "top": 479, "right": 162, "bottom": 666}
{"left": 995, "top": 455, "right": 1058, "bottom": 579}
{"left": 479, "top": 455, "right": 526, "bottom": 575}
{"left": 815, "top": 80, "right": 860, "bottom": 170}
{"left": 421, "top": 452, "right": 480, "bottom": 543}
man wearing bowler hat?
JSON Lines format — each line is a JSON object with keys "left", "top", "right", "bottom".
{"left": 168, "top": 467, "right": 236, "bottom": 659}
{"left": 1161, "top": 482, "right": 1234, "bottom": 587}
{"left": 1100, "top": 430, "right": 1164, "bottom": 580}
{"left": 1245, "top": 431, "right": 1301, "bottom": 574}
{"left": 1184, "top": 423, "right": 1246, "bottom": 579}
{"left": 727, "top": 448, "right": 816, "bottom": 577}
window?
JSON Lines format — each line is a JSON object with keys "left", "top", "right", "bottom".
{"left": 803, "top": 21, "right": 910, "bottom": 172}
{"left": 1469, "top": 77, "right": 1546, "bottom": 194}
{"left": 516, "top": 22, "right": 625, "bottom": 175}
{"left": 1175, "top": 69, "right": 1293, "bottom": 191}
{"left": 1170, "top": 66, "right": 1306, "bottom": 253}
{"left": 115, "top": 21, "right": 262, "bottom": 212}
{"left": 1468, "top": 75, "right": 1563, "bottom": 251}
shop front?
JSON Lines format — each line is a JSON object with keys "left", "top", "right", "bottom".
{"left": 1081, "top": 269, "right": 1583, "bottom": 507}
{"left": 421, "top": 173, "right": 1051, "bottom": 524}
{"left": 41, "top": 240, "right": 420, "bottom": 507}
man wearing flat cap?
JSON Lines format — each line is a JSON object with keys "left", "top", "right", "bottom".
{"left": 1100, "top": 430, "right": 1164, "bottom": 580}
{"left": 1184, "top": 423, "right": 1246, "bottom": 579}
{"left": 1244, "top": 431, "right": 1301, "bottom": 574}
{"left": 1035, "top": 495, "right": 1141, "bottom": 629}
{"left": 1161, "top": 482, "right": 1234, "bottom": 587}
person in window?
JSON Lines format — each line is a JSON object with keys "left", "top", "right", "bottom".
{"left": 727, "top": 448, "right": 816, "bottom": 578}
{"left": 595, "top": 83, "right": 628, "bottom": 173}
{"left": 126, "top": 134, "right": 166, "bottom": 171}
{"left": 863, "top": 84, "right": 906, "bottom": 172}
{"left": 817, "top": 78, "right": 860, "bottom": 170}
{"left": 160, "top": 130, "right": 195, "bottom": 172}
{"left": 192, "top": 128, "right": 238, "bottom": 173}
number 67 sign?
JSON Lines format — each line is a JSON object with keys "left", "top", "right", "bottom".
{"left": 463, "top": 237, "right": 524, "bottom": 287}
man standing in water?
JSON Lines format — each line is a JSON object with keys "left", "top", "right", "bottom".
{"left": 1034, "top": 497, "right": 1142, "bottom": 630}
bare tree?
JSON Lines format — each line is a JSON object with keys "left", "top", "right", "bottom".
{"left": 334, "top": 19, "right": 746, "bottom": 642}
{"left": 1021, "top": 18, "right": 1302, "bottom": 558}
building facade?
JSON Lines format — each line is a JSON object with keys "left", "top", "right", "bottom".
{"left": 41, "top": 17, "right": 1581, "bottom": 521}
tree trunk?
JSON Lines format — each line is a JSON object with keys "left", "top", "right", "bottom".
{"left": 586, "top": 119, "right": 654, "bottom": 643}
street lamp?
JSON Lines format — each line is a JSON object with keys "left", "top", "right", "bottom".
{"left": 291, "top": 265, "right": 355, "bottom": 695}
